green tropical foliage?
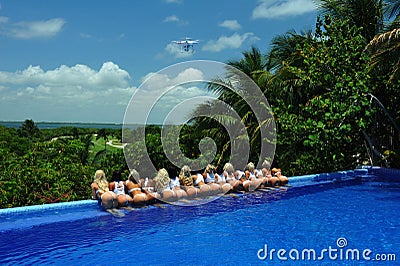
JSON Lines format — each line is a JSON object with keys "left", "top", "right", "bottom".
{"left": 0, "top": 122, "right": 127, "bottom": 208}
{"left": 1, "top": 0, "right": 400, "bottom": 208}
{"left": 316, "top": 0, "right": 384, "bottom": 41}
{"left": 277, "top": 16, "right": 372, "bottom": 174}
{"left": 192, "top": 16, "right": 375, "bottom": 175}
{"left": 191, "top": 0, "right": 400, "bottom": 175}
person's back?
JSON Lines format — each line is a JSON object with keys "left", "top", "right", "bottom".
{"left": 155, "top": 168, "right": 176, "bottom": 202}
{"left": 179, "top": 165, "right": 194, "bottom": 187}
{"left": 114, "top": 180, "right": 125, "bottom": 195}
{"left": 154, "top": 168, "right": 171, "bottom": 193}
{"left": 91, "top": 170, "right": 118, "bottom": 210}
{"left": 110, "top": 170, "right": 133, "bottom": 207}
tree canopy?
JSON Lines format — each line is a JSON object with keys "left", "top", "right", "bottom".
{"left": 1, "top": 0, "right": 399, "bottom": 208}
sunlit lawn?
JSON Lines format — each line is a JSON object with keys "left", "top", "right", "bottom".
{"left": 89, "top": 136, "right": 121, "bottom": 161}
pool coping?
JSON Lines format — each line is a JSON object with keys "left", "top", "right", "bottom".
{"left": 0, "top": 199, "right": 99, "bottom": 216}
{"left": 1, "top": 166, "right": 397, "bottom": 216}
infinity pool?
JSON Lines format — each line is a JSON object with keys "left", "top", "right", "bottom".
{"left": 0, "top": 167, "right": 398, "bottom": 265}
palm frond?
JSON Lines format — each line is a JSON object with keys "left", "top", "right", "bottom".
{"left": 367, "top": 28, "right": 400, "bottom": 82}
{"left": 368, "top": 28, "right": 400, "bottom": 47}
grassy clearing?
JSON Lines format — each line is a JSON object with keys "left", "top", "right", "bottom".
{"left": 89, "top": 136, "right": 121, "bottom": 161}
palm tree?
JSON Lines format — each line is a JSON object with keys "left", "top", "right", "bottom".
{"left": 79, "top": 134, "right": 94, "bottom": 165}
{"left": 385, "top": 0, "right": 400, "bottom": 26}
{"left": 96, "top": 128, "right": 109, "bottom": 154}
{"left": 227, "top": 46, "right": 267, "bottom": 79}
{"left": 366, "top": 1, "right": 400, "bottom": 128}
{"left": 265, "top": 29, "right": 317, "bottom": 110}
{"left": 18, "top": 119, "right": 40, "bottom": 139}
{"left": 192, "top": 100, "right": 249, "bottom": 166}
{"left": 316, "top": 0, "right": 400, "bottom": 166}
{"left": 268, "top": 29, "right": 314, "bottom": 72}
{"left": 192, "top": 48, "right": 276, "bottom": 168}
{"left": 367, "top": 0, "right": 400, "bottom": 83}
{"left": 367, "top": 28, "right": 400, "bottom": 82}
{"left": 315, "top": 0, "right": 385, "bottom": 41}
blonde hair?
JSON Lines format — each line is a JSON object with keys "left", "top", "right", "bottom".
{"left": 94, "top": 170, "right": 109, "bottom": 193}
{"left": 158, "top": 168, "right": 169, "bottom": 180}
{"left": 180, "top": 165, "right": 191, "bottom": 176}
{"left": 154, "top": 168, "right": 170, "bottom": 193}
{"left": 246, "top": 162, "right": 255, "bottom": 172}
{"left": 223, "top": 163, "right": 234, "bottom": 174}
{"left": 204, "top": 164, "right": 215, "bottom": 174}
{"left": 179, "top": 165, "right": 194, "bottom": 187}
{"left": 262, "top": 160, "right": 271, "bottom": 170}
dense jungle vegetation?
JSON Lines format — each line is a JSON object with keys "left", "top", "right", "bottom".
{"left": 1, "top": 0, "right": 399, "bottom": 208}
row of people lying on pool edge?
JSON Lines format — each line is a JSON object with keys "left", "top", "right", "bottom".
{"left": 91, "top": 161, "right": 288, "bottom": 209}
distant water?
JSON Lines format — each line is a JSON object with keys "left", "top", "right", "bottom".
{"left": 0, "top": 121, "right": 125, "bottom": 130}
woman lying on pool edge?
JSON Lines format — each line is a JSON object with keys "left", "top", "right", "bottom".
{"left": 90, "top": 162, "right": 289, "bottom": 209}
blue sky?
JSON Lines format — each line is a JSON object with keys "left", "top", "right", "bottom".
{"left": 0, "top": 0, "right": 317, "bottom": 123}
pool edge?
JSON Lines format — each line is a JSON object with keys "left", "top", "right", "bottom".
{"left": 0, "top": 199, "right": 99, "bottom": 216}
{"left": 1, "top": 166, "right": 399, "bottom": 216}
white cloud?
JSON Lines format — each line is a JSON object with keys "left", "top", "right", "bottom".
{"left": 0, "top": 16, "right": 9, "bottom": 23}
{"left": 1, "top": 18, "right": 66, "bottom": 39}
{"left": 126, "top": 68, "right": 216, "bottom": 124}
{"left": 219, "top": 20, "right": 241, "bottom": 30}
{"left": 163, "top": 14, "right": 188, "bottom": 25}
{"left": 80, "top": 33, "right": 92, "bottom": 38}
{"left": 164, "top": 42, "right": 194, "bottom": 58}
{"left": 252, "top": 0, "right": 316, "bottom": 19}
{"left": 0, "top": 62, "right": 136, "bottom": 122}
{"left": 0, "top": 62, "right": 130, "bottom": 89}
{"left": 164, "top": 15, "right": 180, "bottom": 23}
{"left": 202, "top": 32, "right": 258, "bottom": 52}
{"left": 140, "top": 67, "right": 205, "bottom": 92}
{"left": 0, "top": 63, "right": 217, "bottom": 123}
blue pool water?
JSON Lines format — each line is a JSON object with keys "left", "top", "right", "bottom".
{"left": 0, "top": 168, "right": 399, "bottom": 265}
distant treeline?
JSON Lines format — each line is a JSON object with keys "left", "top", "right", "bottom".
{"left": 0, "top": 120, "right": 127, "bottom": 208}
{"left": 2, "top": 4, "right": 400, "bottom": 208}
{"left": 0, "top": 120, "right": 205, "bottom": 208}
{"left": 0, "top": 121, "right": 124, "bottom": 130}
